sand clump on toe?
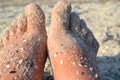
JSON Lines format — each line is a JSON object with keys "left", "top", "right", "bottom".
{"left": 0, "top": 3, "right": 47, "bottom": 80}
{"left": 48, "top": 0, "right": 101, "bottom": 80}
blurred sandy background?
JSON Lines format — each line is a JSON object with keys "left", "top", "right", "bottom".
{"left": 0, "top": 0, "right": 120, "bottom": 80}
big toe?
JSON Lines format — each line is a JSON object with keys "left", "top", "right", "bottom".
{"left": 50, "top": 0, "right": 71, "bottom": 32}
{"left": 25, "top": 3, "right": 45, "bottom": 32}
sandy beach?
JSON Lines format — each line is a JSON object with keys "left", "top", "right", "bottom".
{"left": 0, "top": 0, "right": 120, "bottom": 80}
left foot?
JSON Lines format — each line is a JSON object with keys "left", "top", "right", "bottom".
{"left": 0, "top": 3, "right": 47, "bottom": 80}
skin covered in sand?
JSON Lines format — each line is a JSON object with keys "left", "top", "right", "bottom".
{"left": 48, "top": 0, "right": 101, "bottom": 80}
{"left": 0, "top": 3, "right": 47, "bottom": 80}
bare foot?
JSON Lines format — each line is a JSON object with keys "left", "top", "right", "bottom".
{"left": 48, "top": 0, "right": 101, "bottom": 80}
{"left": 0, "top": 3, "right": 47, "bottom": 80}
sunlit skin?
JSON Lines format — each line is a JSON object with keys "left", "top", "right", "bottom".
{"left": 0, "top": 0, "right": 101, "bottom": 80}
{"left": 0, "top": 3, "right": 47, "bottom": 80}
{"left": 48, "top": 0, "right": 101, "bottom": 80}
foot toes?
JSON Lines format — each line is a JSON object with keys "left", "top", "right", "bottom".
{"left": 69, "top": 13, "right": 94, "bottom": 47}
{"left": 5, "top": 14, "right": 26, "bottom": 40}
{"left": 25, "top": 3, "right": 45, "bottom": 32}
{"left": 70, "top": 13, "right": 99, "bottom": 55}
{"left": 51, "top": 0, "right": 71, "bottom": 31}
{"left": 80, "top": 20, "right": 99, "bottom": 56}
{"left": 70, "top": 12, "right": 81, "bottom": 33}
{"left": 80, "top": 20, "right": 98, "bottom": 46}
{"left": 9, "top": 20, "right": 18, "bottom": 36}
{"left": 16, "top": 14, "right": 27, "bottom": 34}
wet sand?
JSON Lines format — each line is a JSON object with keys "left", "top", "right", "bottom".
{"left": 0, "top": 0, "right": 120, "bottom": 80}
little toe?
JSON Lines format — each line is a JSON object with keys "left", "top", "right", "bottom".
{"left": 1, "top": 30, "right": 10, "bottom": 42}
{"left": 80, "top": 20, "right": 93, "bottom": 45}
{"left": 50, "top": 0, "right": 71, "bottom": 32}
{"left": 0, "top": 31, "right": 8, "bottom": 51}
{"left": 25, "top": 3, "right": 45, "bottom": 32}
{"left": 0, "top": 37, "right": 3, "bottom": 50}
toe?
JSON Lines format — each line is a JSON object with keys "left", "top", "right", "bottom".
{"left": 6, "top": 14, "right": 26, "bottom": 40}
{"left": 1, "top": 29, "right": 9, "bottom": 42}
{"left": 50, "top": 0, "right": 71, "bottom": 32}
{"left": 16, "top": 14, "right": 27, "bottom": 35}
{"left": 70, "top": 12, "right": 81, "bottom": 34}
{"left": 80, "top": 20, "right": 99, "bottom": 56}
{"left": 0, "top": 16, "right": 21, "bottom": 45}
{"left": 9, "top": 20, "right": 17, "bottom": 36}
{"left": 25, "top": 3, "right": 45, "bottom": 32}
{"left": 80, "top": 20, "right": 99, "bottom": 47}
{"left": 0, "top": 37, "right": 3, "bottom": 50}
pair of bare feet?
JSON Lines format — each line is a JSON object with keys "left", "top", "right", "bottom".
{"left": 0, "top": 0, "right": 101, "bottom": 80}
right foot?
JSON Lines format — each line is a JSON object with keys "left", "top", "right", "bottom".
{"left": 0, "top": 3, "right": 47, "bottom": 80}
{"left": 48, "top": 0, "right": 101, "bottom": 80}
